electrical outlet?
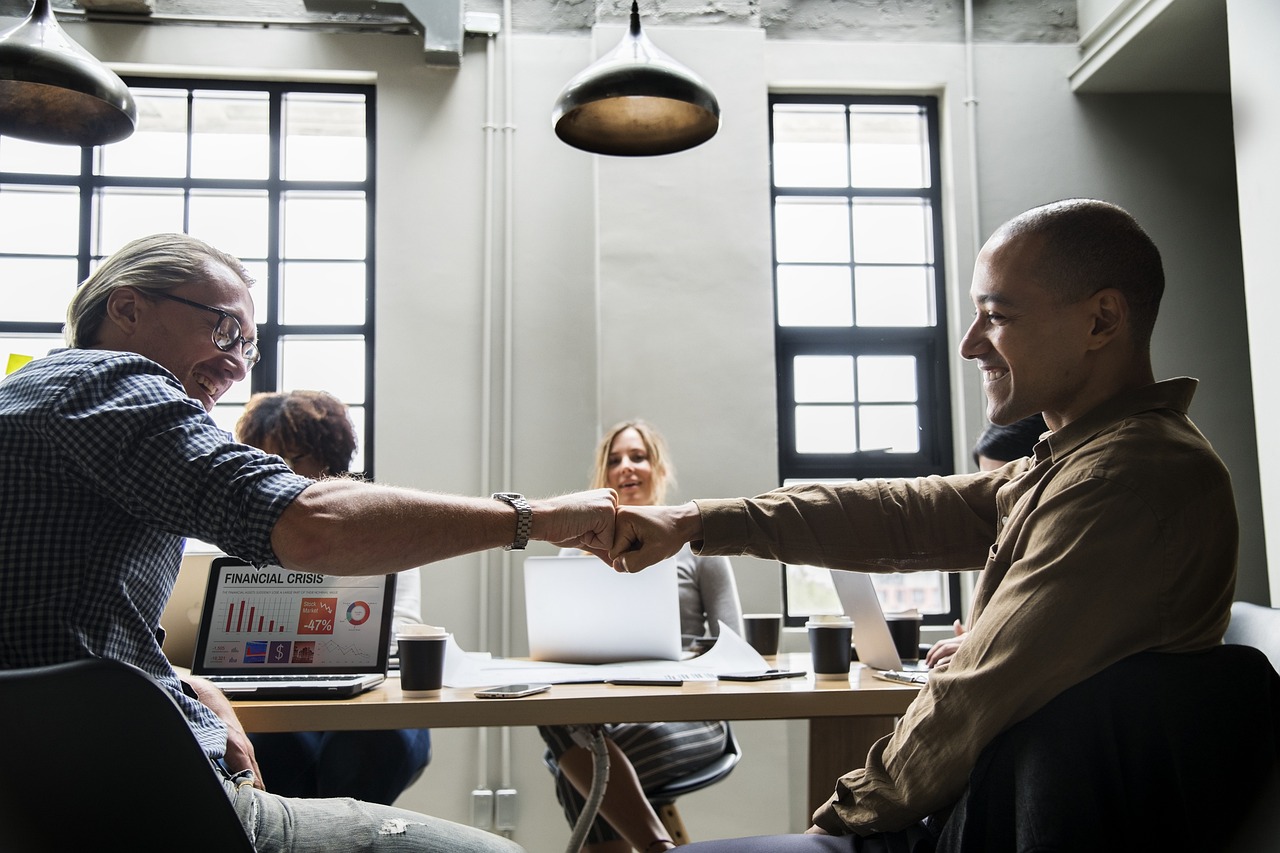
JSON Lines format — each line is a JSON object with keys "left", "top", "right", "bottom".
{"left": 494, "top": 788, "right": 518, "bottom": 832}
{"left": 471, "top": 789, "right": 494, "bottom": 830}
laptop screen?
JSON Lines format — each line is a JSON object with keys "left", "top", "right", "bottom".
{"left": 192, "top": 557, "right": 396, "bottom": 677}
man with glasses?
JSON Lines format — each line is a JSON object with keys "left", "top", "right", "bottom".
{"left": 0, "top": 232, "right": 616, "bottom": 853}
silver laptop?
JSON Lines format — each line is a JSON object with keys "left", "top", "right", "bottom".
{"left": 830, "top": 570, "right": 929, "bottom": 685}
{"left": 523, "top": 555, "right": 683, "bottom": 664}
{"left": 191, "top": 556, "right": 394, "bottom": 698}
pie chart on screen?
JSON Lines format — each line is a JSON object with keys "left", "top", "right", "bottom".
{"left": 346, "top": 600, "right": 371, "bottom": 625}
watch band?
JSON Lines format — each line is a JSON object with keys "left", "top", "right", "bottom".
{"left": 492, "top": 492, "right": 532, "bottom": 551}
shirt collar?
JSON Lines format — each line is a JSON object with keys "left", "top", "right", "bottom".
{"left": 1037, "top": 377, "right": 1199, "bottom": 463}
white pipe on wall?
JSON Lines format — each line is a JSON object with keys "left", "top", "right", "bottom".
{"left": 475, "top": 27, "right": 499, "bottom": 794}
{"left": 498, "top": 0, "right": 517, "bottom": 798}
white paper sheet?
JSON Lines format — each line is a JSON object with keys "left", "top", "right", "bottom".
{"left": 441, "top": 621, "right": 771, "bottom": 688}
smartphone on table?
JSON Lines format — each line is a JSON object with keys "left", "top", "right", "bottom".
{"left": 474, "top": 683, "right": 553, "bottom": 699}
{"left": 717, "top": 669, "right": 807, "bottom": 682}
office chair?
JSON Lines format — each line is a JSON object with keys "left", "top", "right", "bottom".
{"left": 1224, "top": 600, "right": 1280, "bottom": 675}
{"left": 935, "top": 645, "right": 1280, "bottom": 853}
{"left": 0, "top": 658, "right": 254, "bottom": 853}
{"left": 545, "top": 722, "right": 742, "bottom": 846}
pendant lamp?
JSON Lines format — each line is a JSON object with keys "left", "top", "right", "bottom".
{"left": 0, "top": 0, "right": 137, "bottom": 146}
{"left": 552, "top": 1, "right": 719, "bottom": 157}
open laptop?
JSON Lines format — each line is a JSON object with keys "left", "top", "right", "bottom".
{"left": 830, "top": 570, "right": 930, "bottom": 685}
{"left": 191, "top": 556, "right": 395, "bottom": 698}
{"left": 159, "top": 549, "right": 221, "bottom": 669}
{"left": 523, "top": 554, "right": 683, "bottom": 664}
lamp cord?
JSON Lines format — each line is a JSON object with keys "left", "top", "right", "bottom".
{"left": 565, "top": 726, "right": 610, "bottom": 853}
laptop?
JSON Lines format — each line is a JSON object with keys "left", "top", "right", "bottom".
{"left": 830, "top": 570, "right": 930, "bottom": 685}
{"left": 159, "top": 549, "right": 221, "bottom": 669}
{"left": 190, "top": 556, "right": 395, "bottom": 698}
{"left": 523, "top": 555, "right": 683, "bottom": 664}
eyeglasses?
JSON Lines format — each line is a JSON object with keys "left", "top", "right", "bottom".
{"left": 147, "top": 290, "right": 261, "bottom": 368}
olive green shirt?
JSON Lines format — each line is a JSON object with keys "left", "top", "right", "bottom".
{"left": 694, "top": 378, "right": 1238, "bottom": 834}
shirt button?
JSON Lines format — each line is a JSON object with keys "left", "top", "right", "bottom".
{"left": 1001, "top": 516, "right": 1009, "bottom": 525}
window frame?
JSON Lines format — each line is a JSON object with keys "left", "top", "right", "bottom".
{"left": 769, "top": 93, "right": 960, "bottom": 629}
{"left": 0, "top": 77, "right": 378, "bottom": 477}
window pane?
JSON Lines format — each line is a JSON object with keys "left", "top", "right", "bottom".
{"left": 772, "top": 104, "right": 847, "bottom": 189}
{"left": 873, "top": 570, "right": 949, "bottom": 615}
{"left": 98, "top": 88, "right": 189, "bottom": 178}
{"left": 785, "top": 564, "right": 843, "bottom": 616}
{"left": 189, "top": 190, "right": 269, "bottom": 260}
{"left": 795, "top": 405, "right": 856, "bottom": 454}
{"left": 776, "top": 265, "right": 852, "bottom": 327}
{"left": 241, "top": 261, "right": 268, "bottom": 324}
{"left": 219, "top": 376, "right": 253, "bottom": 405}
{"left": 794, "top": 355, "right": 854, "bottom": 403}
{"left": 859, "top": 404, "right": 920, "bottom": 453}
{"left": 855, "top": 266, "right": 934, "bottom": 327}
{"left": 93, "top": 189, "right": 186, "bottom": 256}
{"left": 775, "top": 198, "right": 850, "bottom": 264}
{"left": 857, "top": 355, "right": 917, "bottom": 402}
{"left": 348, "top": 404, "right": 366, "bottom": 473}
{"left": 284, "top": 93, "right": 367, "bottom": 182}
{"left": 280, "top": 261, "right": 367, "bottom": 324}
{"left": 786, "top": 563, "right": 950, "bottom": 617}
{"left": 192, "top": 90, "right": 269, "bottom": 180}
{"left": 282, "top": 192, "right": 367, "bottom": 260}
{"left": 0, "top": 257, "right": 79, "bottom": 322}
{"left": 280, "top": 337, "right": 366, "bottom": 402}
{"left": 209, "top": 404, "right": 244, "bottom": 436}
{"left": 0, "top": 137, "right": 80, "bottom": 175}
{"left": 2, "top": 336, "right": 64, "bottom": 368}
{"left": 851, "top": 199, "right": 933, "bottom": 265}
{"left": 0, "top": 186, "right": 79, "bottom": 254}
{"left": 849, "top": 105, "right": 929, "bottom": 189}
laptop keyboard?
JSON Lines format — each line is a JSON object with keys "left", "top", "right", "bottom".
{"left": 206, "top": 674, "right": 363, "bottom": 683}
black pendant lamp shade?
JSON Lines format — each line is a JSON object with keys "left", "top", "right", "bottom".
{"left": 0, "top": 0, "right": 137, "bottom": 146}
{"left": 552, "top": 1, "right": 719, "bottom": 157}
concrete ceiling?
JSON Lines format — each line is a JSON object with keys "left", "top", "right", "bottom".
{"left": 1070, "top": 0, "right": 1230, "bottom": 94}
{"left": 2, "top": 1, "right": 1230, "bottom": 95}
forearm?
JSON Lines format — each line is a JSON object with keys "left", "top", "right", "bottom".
{"left": 270, "top": 480, "right": 614, "bottom": 574}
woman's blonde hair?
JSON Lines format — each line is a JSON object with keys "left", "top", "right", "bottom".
{"left": 589, "top": 419, "right": 675, "bottom": 505}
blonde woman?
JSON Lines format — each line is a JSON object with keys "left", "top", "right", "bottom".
{"left": 539, "top": 421, "right": 743, "bottom": 853}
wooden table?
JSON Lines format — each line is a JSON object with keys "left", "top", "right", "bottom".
{"left": 232, "top": 652, "right": 920, "bottom": 814}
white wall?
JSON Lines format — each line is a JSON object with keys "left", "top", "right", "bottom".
{"left": 1228, "top": 0, "right": 1280, "bottom": 604}
{"left": 65, "top": 13, "right": 1264, "bottom": 850}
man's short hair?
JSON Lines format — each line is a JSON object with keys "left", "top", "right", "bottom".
{"left": 996, "top": 199, "right": 1164, "bottom": 349}
{"left": 65, "top": 233, "right": 252, "bottom": 348}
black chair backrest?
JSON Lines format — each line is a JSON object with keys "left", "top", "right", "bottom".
{"left": 0, "top": 658, "right": 254, "bottom": 853}
{"left": 1225, "top": 600, "right": 1280, "bottom": 675}
{"left": 937, "top": 645, "right": 1280, "bottom": 853}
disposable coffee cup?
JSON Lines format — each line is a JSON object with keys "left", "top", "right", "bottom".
{"left": 885, "top": 611, "right": 923, "bottom": 663}
{"left": 806, "top": 615, "right": 854, "bottom": 680}
{"left": 742, "top": 613, "right": 783, "bottom": 657}
{"left": 396, "top": 624, "right": 448, "bottom": 696}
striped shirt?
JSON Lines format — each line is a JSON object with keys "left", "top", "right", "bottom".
{"left": 0, "top": 348, "right": 310, "bottom": 758}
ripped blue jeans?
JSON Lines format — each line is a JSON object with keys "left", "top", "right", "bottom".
{"left": 218, "top": 763, "right": 523, "bottom": 853}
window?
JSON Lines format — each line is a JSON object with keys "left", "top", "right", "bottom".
{"left": 0, "top": 78, "right": 376, "bottom": 475}
{"left": 769, "top": 94, "right": 958, "bottom": 628}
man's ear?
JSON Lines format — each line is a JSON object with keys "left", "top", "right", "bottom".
{"left": 102, "top": 287, "right": 143, "bottom": 339}
{"left": 1085, "top": 287, "right": 1127, "bottom": 351}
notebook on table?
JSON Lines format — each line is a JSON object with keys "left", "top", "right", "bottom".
{"left": 830, "top": 570, "right": 930, "bottom": 686}
{"left": 190, "top": 556, "right": 395, "bottom": 698}
{"left": 523, "top": 555, "right": 683, "bottom": 664}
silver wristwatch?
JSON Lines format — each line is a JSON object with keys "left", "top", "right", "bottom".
{"left": 492, "top": 492, "right": 532, "bottom": 551}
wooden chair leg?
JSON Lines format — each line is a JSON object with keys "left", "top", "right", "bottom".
{"left": 656, "top": 802, "right": 689, "bottom": 845}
